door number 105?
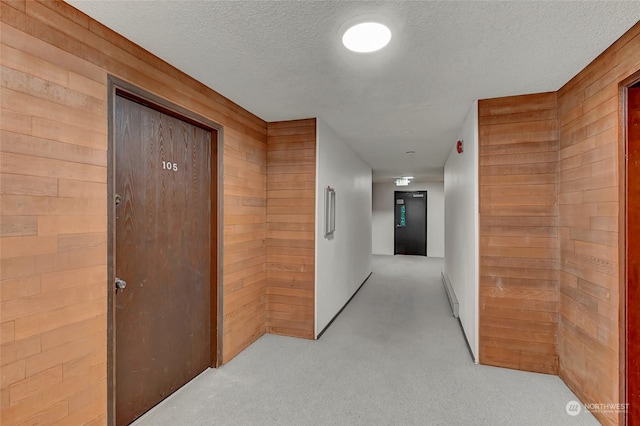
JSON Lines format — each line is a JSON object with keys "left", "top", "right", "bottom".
{"left": 162, "top": 161, "right": 178, "bottom": 172}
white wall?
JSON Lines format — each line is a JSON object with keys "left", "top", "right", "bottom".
{"left": 315, "top": 119, "right": 373, "bottom": 337}
{"left": 443, "top": 100, "right": 479, "bottom": 361}
{"left": 371, "top": 181, "right": 444, "bottom": 257}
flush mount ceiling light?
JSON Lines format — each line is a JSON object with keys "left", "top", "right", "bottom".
{"left": 342, "top": 22, "right": 391, "bottom": 53}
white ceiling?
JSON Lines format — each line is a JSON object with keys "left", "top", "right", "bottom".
{"left": 67, "top": 1, "right": 640, "bottom": 182}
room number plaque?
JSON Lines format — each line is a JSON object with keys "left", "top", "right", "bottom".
{"left": 162, "top": 161, "right": 178, "bottom": 172}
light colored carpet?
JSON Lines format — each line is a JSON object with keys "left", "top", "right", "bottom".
{"left": 132, "top": 255, "right": 598, "bottom": 426}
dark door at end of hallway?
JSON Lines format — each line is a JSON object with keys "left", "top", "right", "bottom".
{"left": 394, "top": 191, "right": 427, "bottom": 256}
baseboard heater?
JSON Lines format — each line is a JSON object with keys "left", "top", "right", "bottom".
{"left": 441, "top": 271, "right": 459, "bottom": 318}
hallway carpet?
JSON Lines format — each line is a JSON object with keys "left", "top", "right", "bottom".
{"left": 133, "top": 255, "right": 598, "bottom": 426}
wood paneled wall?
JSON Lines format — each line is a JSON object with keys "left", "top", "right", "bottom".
{"left": 478, "top": 93, "right": 560, "bottom": 374}
{"left": 266, "top": 119, "right": 316, "bottom": 339}
{"left": 557, "top": 22, "right": 640, "bottom": 426}
{"left": 478, "top": 22, "right": 640, "bottom": 425}
{"left": 0, "top": 1, "right": 267, "bottom": 424}
{"left": 221, "top": 127, "right": 267, "bottom": 363}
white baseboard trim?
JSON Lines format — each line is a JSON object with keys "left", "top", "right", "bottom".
{"left": 441, "top": 270, "right": 459, "bottom": 318}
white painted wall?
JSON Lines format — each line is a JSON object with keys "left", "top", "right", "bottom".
{"left": 443, "top": 100, "right": 479, "bottom": 361}
{"left": 372, "top": 181, "right": 444, "bottom": 257}
{"left": 315, "top": 119, "right": 373, "bottom": 337}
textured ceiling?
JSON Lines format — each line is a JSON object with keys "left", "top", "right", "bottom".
{"left": 67, "top": 1, "right": 640, "bottom": 182}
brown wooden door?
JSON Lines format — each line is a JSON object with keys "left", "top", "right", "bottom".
{"left": 628, "top": 85, "right": 640, "bottom": 425}
{"left": 115, "top": 94, "right": 212, "bottom": 425}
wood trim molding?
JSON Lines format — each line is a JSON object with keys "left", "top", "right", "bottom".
{"left": 618, "top": 69, "right": 640, "bottom": 426}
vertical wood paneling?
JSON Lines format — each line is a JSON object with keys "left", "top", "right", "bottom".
{"left": 478, "top": 92, "right": 560, "bottom": 374}
{"left": 557, "top": 22, "right": 640, "bottom": 426}
{"left": 266, "top": 119, "right": 316, "bottom": 339}
{"left": 0, "top": 0, "right": 267, "bottom": 424}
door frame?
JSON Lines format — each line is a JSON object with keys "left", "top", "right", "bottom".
{"left": 620, "top": 69, "right": 640, "bottom": 426}
{"left": 107, "top": 76, "right": 223, "bottom": 425}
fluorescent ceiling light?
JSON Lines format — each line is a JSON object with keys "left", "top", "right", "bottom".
{"left": 342, "top": 22, "right": 391, "bottom": 53}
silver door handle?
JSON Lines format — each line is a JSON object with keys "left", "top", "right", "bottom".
{"left": 115, "top": 277, "right": 127, "bottom": 291}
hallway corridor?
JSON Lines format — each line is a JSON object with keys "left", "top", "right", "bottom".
{"left": 132, "top": 256, "right": 596, "bottom": 426}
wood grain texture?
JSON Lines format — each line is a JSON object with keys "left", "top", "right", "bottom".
{"left": 557, "top": 22, "right": 640, "bottom": 426}
{"left": 478, "top": 92, "right": 560, "bottom": 375}
{"left": 114, "top": 95, "right": 212, "bottom": 425}
{"left": 480, "top": 22, "right": 640, "bottom": 425}
{"left": 0, "top": 1, "right": 267, "bottom": 424}
{"left": 627, "top": 84, "right": 640, "bottom": 426}
{"left": 266, "top": 119, "right": 316, "bottom": 339}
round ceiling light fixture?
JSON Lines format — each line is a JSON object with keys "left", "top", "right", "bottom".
{"left": 342, "top": 22, "right": 392, "bottom": 53}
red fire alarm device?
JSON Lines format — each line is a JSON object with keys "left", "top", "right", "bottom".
{"left": 456, "top": 140, "right": 463, "bottom": 154}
